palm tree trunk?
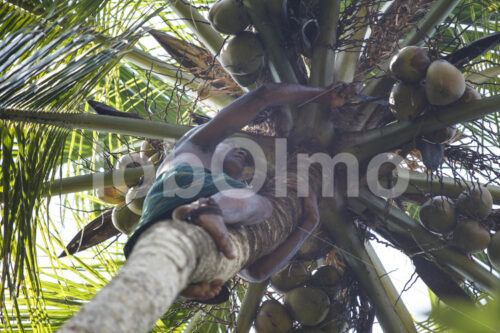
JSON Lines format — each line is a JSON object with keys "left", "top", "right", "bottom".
{"left": 60, "top": 191, "right": 300, "bottom": 333}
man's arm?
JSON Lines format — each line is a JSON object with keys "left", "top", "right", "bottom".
{"left": 238, "top": 192, "right": 320, "bottom": 282}
{"left": 185, "top": 82, "right": 354, "bottom": 150}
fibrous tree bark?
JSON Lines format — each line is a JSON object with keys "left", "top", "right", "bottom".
{"left": 60, "top": 183, "right": 303, "bottom": 333}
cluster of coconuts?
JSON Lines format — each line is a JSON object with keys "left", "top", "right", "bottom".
{"left": 254, "top": 262, "right": 345, "bottom": 332}
{"left": 95, "top": 140, "right": 160, "bottom": 234}
{"left": 418, "top": 186, "right": 500, "bottom": 269}
{"left": 389, "top": 46, "right": 481, "bottom": 144}
{"left": 208, "top": 0, "right": 265, "bottom": 86}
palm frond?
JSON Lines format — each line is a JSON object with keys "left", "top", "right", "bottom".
{"left": 0, "top": 0, "right": 162, "bottom": 328}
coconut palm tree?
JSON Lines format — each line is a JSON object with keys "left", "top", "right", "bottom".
{"left": 1, "top": 0, "right": 499, "bottom": 332}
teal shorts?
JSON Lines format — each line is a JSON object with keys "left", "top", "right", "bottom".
{"left": 124, "top": 164, "right": 246, "bottom": 257}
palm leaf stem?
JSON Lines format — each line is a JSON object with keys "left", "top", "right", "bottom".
{"left": 389, "top": 170, "right": 500, "bottom": 204}
{"left": 0, "top": 109, "right": 190, "bottom": 139}
{"left": 351, "top": 188, "right": 500, "bottom": 292}
{"left": 242, "top": 0, "right": 298, "bottom": 85}
{"left": 296, "top": 0, "right": 341, "bottom": 145}
{"left": 321, "top": 201, "right": 414, "bottom": 333}
{"left": 167, "top": 0, "right": 224, "bottom": 57}
{"left": 364, "top": 242, "right": 417, "bottom": 333}
{"left": 242, "top": 0, "right": 296, "bottom": 135}
{"left": 234, "top": 281, "right": 268, "bottom": 333}
{"left": 402, "top": 0, "right": 462, "bottom": 47}
{"left": 42, "top": 166, "right": 151, "bottom": 201}
{"left": 334, "top": 6, "right": 368, "bottom": 83}
{"left": 342, "top": 94, "right": 500, "bottom": 161}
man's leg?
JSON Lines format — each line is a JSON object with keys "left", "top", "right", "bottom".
{"left": 172, "top": 198, "right": 235, "bottom": 259}
{"left": 239, "top": 192, "right": 319, "bottom": 282}
{"left": 172, "top": 191, "right": 273, "bottom": 259}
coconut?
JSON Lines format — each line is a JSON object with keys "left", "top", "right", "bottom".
{"left": 220, "top": 32, "right": 264, "bottom": 76}
{"left": 115, "top": 152, "right": 147, "bottom": 194}
{"left": 425, "top": 60, "right": 466, "bottom": 105}
{"left": 230, "top": 69, "right": 261, "bottom": 87}
{"left": 317, "top": 302, "right": 345, "bottom": 332}
{"left": 112, "top": 202, "right": 141, "bottom": 235}
{"left": 139, "top": 140, "right": 156, "bottom": 160}
{"left": 453, "top": 219, "right": 490, "bottom": 254}
{"left": 389, "top": 46, "right": 430, "bottom": 83}
{"left": 389, "top": 82, "right": 428, "bottom": 120}
{"left": 208, "top": 0, "right": 251, "bottom": 35}
{"left": 254, "top": 300, "right": 293, "bottom": 333}
{"left": 271, "top": 261, "right": 309, "bottom": 292}
{"left": 125, "top": 185, "right": 151, "bottom": 215}
{"left": 296, "top": 229, "right": 332, "bottom": 260}
{"left": 487, "top": 232, "right": 500, "bottom": 270}
{"left": 419, "top": 196, "right": 456, "bottom": 234}
{"left": 96, "top": 187, "right": 125, "bottom": 205}
{"left": 284, "top": 286, "right": 330, "bottom": 326}
{"left": 147, "top": 152, "right": 161, "bottom": 166}
{"left": 116, "top": 152, "right": 145, "bottom": 170}
{"left": 309, "top": 265, "right": 341, "bottom": 293}
{"left": 456, "top": 186, "right": 493, "bottom": 219}
{"left": 456, "top": 85, "right": 481, "bottom": 104}
{"left": 424, "top": 126, "right": 457, "bottom": 144}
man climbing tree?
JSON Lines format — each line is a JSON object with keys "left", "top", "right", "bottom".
{"left": 58, "top": 81, "right": 356, "bottom": 333}
{"left": 123, "top": 82, "right": 354, "bottom": 301}
{"left": 3, "top": 1, "right": 500, "bottom": 332}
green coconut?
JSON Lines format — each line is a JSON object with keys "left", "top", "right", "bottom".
{"left": 389, "top": 82, "right": 428, "bottom": 121}
{"left": 453, "top": 219, "right": 490, "bottom": 254}
{"left": 389, "top": 46, "right": 430, "bottom": 83}
{"left": 220, "top": 31, "right": 264, "bottom": 75}
{"left": 139, "top": 140, "right": 156, "bottom": 160}
{"left": 456, "top": 186, "right": 493, "bottom": 219}
{"left": 425, "top": 60, "right": 466, "bottom": 105}
{"left": 456, "top": 85, "right": 481, "bottom": 104}
{"left": 271, "top": 261, "right": 310, "bottom": 292}
{"left": 317, "top": 302, "right": 345, "bottom": 332}
{"left": 125, "top": 185, "right": 150, "bottom": 216}
{"left": 230, "top": 69, "right": 261, "bottom": 87}
{"left": 424, "top": 126, "right": 457, "bottom": 144}
{"left": 112, "top": 202, "right": 141, "bottom": 235}
{"left": 284, "top": 286, "right": 330, "bottom": 326}
{"left": 147, "top": 152, "right": 161, "bottom": 166}
{"left": 296, "top": 229, "right": 332, "bottom": 260}
{"left": 96, "top": 187, "right": 125, "bottom": 205}
{"left": 309, "top": 265, "right": 341, "bottom": 293}
{"left": 419, "top": 196, "right": 457, "bottom": 234}
{"left": 208, "top": 0, "right": 251, "bottom": 35}
{"left": 255, "top": 300, "right": 293, "bottom": 333}
{"left": 487, "top": 232, "right": 500, "bottom": 270}
{"left": 115, "top": 152, "right": 146, "bottom": 194}
{"left": 116, "top": 152, "right": 144, "bottom": 169}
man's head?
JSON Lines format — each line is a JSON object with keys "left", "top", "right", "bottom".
{"left": 214, "top": 140, "right": 252, "bottom": 180}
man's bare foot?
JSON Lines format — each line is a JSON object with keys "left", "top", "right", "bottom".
{"left": 173, "top": 198, "right": 235, "bottom": 259}
{"left": 180, "top": 279, "right": 224, "bottom": 299}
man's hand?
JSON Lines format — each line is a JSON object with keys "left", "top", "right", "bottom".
{"left": 313, "top": 82, "right": 359, "bottom": 107}
{"left": 173, "top": 198, "right": 235, "bottom": 259}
